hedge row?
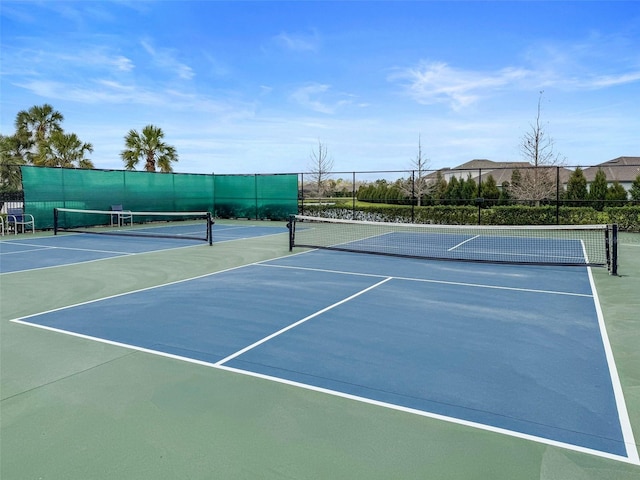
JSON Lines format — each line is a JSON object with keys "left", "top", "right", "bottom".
{"left": 300, "top": 204, "right": 640, "bottom": 231}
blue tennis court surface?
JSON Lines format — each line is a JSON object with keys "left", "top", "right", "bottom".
{"left": 12, "top": 248, "right": 636, "bottom": 463}
{"left": 0, "top": 224, "right": 288, "bottom": 273}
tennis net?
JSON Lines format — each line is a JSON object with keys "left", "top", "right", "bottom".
{"left": 288, "top": 215, "right": 618, "bottom": 273}
{"left": 54, "top": 208, "right": 213, "bottom": 245}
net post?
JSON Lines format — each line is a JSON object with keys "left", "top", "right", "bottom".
{"left": 610, "top": 224, "right": 618, "bottom": 275}
{"left": 207, "top": 212, "right": 213, "bottom": 246}
{"left": 53, "top": 208, "right": 59, "bottom": 235}
{"left": 287, "top": 215, "right": 295, "bottom": 251}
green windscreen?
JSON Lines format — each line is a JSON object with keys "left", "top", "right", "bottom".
{"left": 214, "top": 175, "right": 256, "bottom": 219}
{"left": 214, "top": 174, "right": 298, "bottom": 220}
{"left": 256, "top": 174, "right": 299, "bottom": 220}
{"left": 20, "top": 166, "right": 297, "bottom": 229}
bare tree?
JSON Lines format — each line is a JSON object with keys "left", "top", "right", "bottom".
{"left": 400, "top": 135, "right": 432, "bottom": 206}
{"left": 510, "top": 91, "right": 565, "bottom": 205}
{"left": 308, "top": 140, "right": 334, "bottom": 201}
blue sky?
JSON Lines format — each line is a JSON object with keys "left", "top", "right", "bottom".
{"left": 1, "top": 1, "right": 639, "bottom": 175}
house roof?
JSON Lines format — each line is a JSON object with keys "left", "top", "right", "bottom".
{"left": 429, "top": 159, "right": 573, "bottom": 184}
{"left": 452, "top": 159, "right": 531, "bottom": 170}
{"left": 582, "top": 157, "right": 640, "bottom": 183}
{"left": 423, "top": 157, "right": 640, "bottom": 186}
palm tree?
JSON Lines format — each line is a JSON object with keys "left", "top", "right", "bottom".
{"left": 15, "top": 104, "right": 64, "bottom": 164}
{"left": 121, "top": 125, "right": 178, "bottom": 172}
{"left": 0, "top": 134, "right": 26, "bottom": 192}
{"left": 39, "top": 131, "right": 94, "bottom": 168}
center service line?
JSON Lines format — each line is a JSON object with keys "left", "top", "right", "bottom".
{"left": 214, "top": 277, "right": 394, "bottom": 366}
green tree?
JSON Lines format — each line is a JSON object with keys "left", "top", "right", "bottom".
{"left": 605, "top": 181, "right": 628, "bottom": 207}
{"left": 510, "top": 169, "right": 522, "bottom": 198}
{"left": 0, "top": 134, "right": 26, "bottom": 192}
{"left": 565, "top": 167, "right": 588, "bottom": 205}
{"left": 388, "top": 179, "right": 407, "bottom": 205}
{"left": 358, "top": 179, "right": 391, "bottom": 204}
{"left": 38, "top": 131, "right": 94, "bottom": 168}
{"left": 460, "top": 174, "right": 477, "bottom": 205}
{"left": 356, "top": 184, "right": 372, "bottom": 202}
{"left": 630, "top": 174, "right": 640, "bottom": 203}
{"left": 7, "top": 104, "right": 94, "bottom": 170}
{"left": 444, "top": 176, "right": 461, "bottom": 204}
{"left": 589, "top": 168, "right": 608, "bottom": 211}
{"left": 15, "top": 103, "right": 64, "bottom": 164}
{"left": 499, "top": 181, "right": 511, "bottom": 205}
{"left": 480, "top": 174, "right": 500, "bottom": 206}
{"left": 121, "top": 125, "right": 178, "bottom": 172}
{"left": 431, "top": 171, "right": 448, "bottom": 205}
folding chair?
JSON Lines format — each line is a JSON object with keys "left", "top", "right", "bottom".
{"left": 110, "top": 205, "right": 133, "bottom": 227}
{"left": 6, "top": 208, "right": 35, "bottom": 234}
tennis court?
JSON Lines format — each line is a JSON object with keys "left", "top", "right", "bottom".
{"left": 0, "top": 222, "right": 287, "bottom": 273}
{"left": 1, "top": 219, "right": 639, "bottom": 479}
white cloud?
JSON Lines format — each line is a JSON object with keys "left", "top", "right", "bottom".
{"left": 18, "top": 79, "right": 152, "bottom": 104}
{"left": 576, "top": 71, "right": 640, "bottom": 89}
{"left": 59, "top": 50, "right": 136, "bottom": 73}
{"left": 521, "top": 34, "right": 640, "bottom": 91}
{"left": 290, "top": 83, "right": 354, "bottom": 114}
{"left": 1, "top": 43, "right": 135, "bottom": 76}
{"left": 390, "top": 62, "right": 530, "bottom": 110}
{"left": 16, "top": 78, "right": 254, "bottom": 120}
{"left": 140, "top": 39, "right": 194, "bottom": 80}
{"left": 391, "top": 36, "right": 640, "bottom": 111}
{"left": 112, "top": 55, "right": 135, "bottom": 72}
{"left": 290, "top": 84, "right": 333, "bottom": 113}
{"left": 273, "top": 31, "right": 320, "bottom": 52}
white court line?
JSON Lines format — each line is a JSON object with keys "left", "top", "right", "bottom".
{"left": 0, "top": 242, "right": 204, "bottom": 275}
{"left": 8, "top": 262, "right": 257, "bottom": 322}
{"left": 0, "top": 242, "right": 135, "bottom": 256}
{"left": 214, "top": 277, "right": 393, "bottom": 366}
{"left": 5, "top": 254, "right": 300, "bottom": 319}
{"left": 8, "top": 252, "right": 637, "bottom": 464}
{"left": 258, "top": 263, "right": 594, "bottom": 298}
{"left": 213, "top": 230, "right": 287, "bottom": 242}
{"left": 215, "top": 364, "right": 639, "bottom": 466}
{"left": 12, "top": 300, "right": 637, "bottom": 466}
{"left": 448, "top": 235, "right": 480, "bottom": 251}
{"left": 587, "top": 266, "right": 640, "bottom": 464}
{"left": 214, "top": 225, "right": 268, "bottom": 230}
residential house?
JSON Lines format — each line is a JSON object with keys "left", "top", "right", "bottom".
{"left": 429, "top": 159, "right": 573, "bottom": 188}
{"left": 582, "top": 157, "right": 640, "bottom": 192}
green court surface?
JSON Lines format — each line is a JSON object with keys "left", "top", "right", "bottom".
{"left": 1, "top": 222, "right": 639, "bottom": 479}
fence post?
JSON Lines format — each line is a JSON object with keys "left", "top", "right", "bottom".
{"left": 352, "top": 171, "right": 356, "bottom": 220}
{"left": 556, "top": 166, "right": 560, "bottom": 224}
{"left": 299, "top": 173, "right": 304, "bottom": 215}
{"left": 411, "top": 170, "right": 415, "bottom": 223}
{"left": 477, "top": 168, "right": 482, "bottom": 225}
